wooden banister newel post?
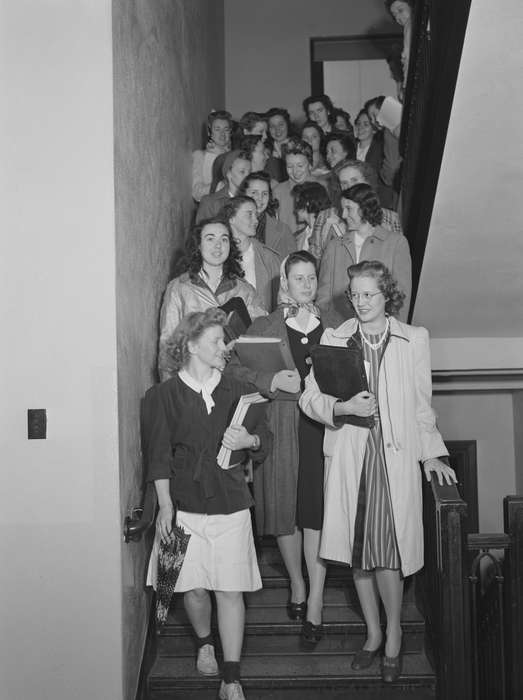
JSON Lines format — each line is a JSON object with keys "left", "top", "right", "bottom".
{"left": 431, "top": 478, "right": 471, "bottom": 700}
{"left": 504, "top": 496, "right": 523, "bottom": 700}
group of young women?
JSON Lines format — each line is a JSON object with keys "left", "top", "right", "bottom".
{"left": 143, "top": 68, "right": 453, "bottom": 700}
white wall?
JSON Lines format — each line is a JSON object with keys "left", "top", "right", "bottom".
{"left": 413, "top": 0, "right": 523, "bottom": 340}
{"left": 0, "top": 2, "right": 122, "bottom": 699}
{"left": 224, "top": 0, "right": 395, "bottom": 121}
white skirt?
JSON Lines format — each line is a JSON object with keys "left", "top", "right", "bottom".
{"left": 146, "top": 508, "right": 262, "bottom": 592}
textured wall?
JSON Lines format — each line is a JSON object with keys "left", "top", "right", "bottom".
{"left": 224, "top": 0, "right": 394, "bottom": 121}
{"left": 112, "top": 2, "right": 225, "bottom": 698}
{"left": 1, "top": 1, "right": 122, "bottom": 699}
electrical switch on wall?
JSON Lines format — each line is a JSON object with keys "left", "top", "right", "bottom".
{"left": 28, "top": 409, "right": 47, "bottom": 439}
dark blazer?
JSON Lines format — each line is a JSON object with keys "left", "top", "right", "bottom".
{"left": 364, "top": 133, "right": 395, "bottom": 210}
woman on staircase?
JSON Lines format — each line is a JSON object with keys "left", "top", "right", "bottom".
{"left": 300, "top": 260, "right": 456, "bottom": 682}
{"left": 227, "top": 250, "right": 327, "bottom": 647}
{"left": 144, "top": 308, "right": 271, "bottom": 700}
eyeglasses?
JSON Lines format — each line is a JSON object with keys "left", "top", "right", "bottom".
{"left": 347, "top": 291, "right": 383, "bottom": 303}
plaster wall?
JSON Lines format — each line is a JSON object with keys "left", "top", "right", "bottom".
{"left": 413, "top": 0, "right": 523, "bottom": 341}
{"left": 224, "top": 0, "right": 395, "bottom": 121}
{"left": 0, "top": 1, "right": 121, "bottom": 699}
{"left": 112, "top": 2, "right": 225, "bottom": 698}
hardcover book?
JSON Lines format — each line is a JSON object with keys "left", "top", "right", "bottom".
{"left": 309, "top": 344, "right": 374, "bottom": 428}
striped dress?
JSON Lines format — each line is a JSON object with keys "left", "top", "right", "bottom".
{"left": 351, "top": 330, "right": 401, "bottom": 571}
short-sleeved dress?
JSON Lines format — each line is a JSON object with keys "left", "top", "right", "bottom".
{"left": 351, "top": 330, "right": 401, "bottom": 571}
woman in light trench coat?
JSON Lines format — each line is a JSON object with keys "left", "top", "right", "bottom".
{"left": 299, "top": 260, "right": 456, "bottom": 682}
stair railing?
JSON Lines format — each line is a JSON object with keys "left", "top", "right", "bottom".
{"left": 399, "top": 0, "right": 472, "bottom": 315}
{"left": 465, "top": 496, "right": 523, "bottom": 700}
{"left": 503, "top": 496, "right": 523, "bottom": 700}
{"left": 419, "top": 472, "right": 472, "bottom": 700}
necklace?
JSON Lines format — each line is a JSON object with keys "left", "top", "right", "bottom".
{"left": 359, "top": 316, "right": 390, "bottom": 350}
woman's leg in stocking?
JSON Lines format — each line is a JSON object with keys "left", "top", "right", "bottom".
{"left": 375, "top": 568, "right": 403, "bottom": 657}
{"left": 303, "top": 527, "right": 326, "bottom": 624}
{"left": 353, "top": 568, "right": 382, "bottom": 650}
{"left": 277, "top": 527, "right": 306, "bottom": 603}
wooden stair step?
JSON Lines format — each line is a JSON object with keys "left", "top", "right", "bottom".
{"left": 160, "top": 600, "right": 423, "bottom": 633}
{"left": 148, "top": 651, "right": 435, "bottom": 699}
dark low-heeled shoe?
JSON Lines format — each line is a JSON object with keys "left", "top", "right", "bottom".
{"left": 301, "top": 620, "right": 323, "bottom": 649}
{"left": 382, "top": 653, "right": 402, "bottom": 683}
{"left": 287, "top": 601, "right": 307, "bottom": 621}
{"left": 351, "top": 644, "right": 383, "bottom": 670}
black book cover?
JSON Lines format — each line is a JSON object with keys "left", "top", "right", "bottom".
{"left": 309, "top": 344, "right": 374, "bottom": 428}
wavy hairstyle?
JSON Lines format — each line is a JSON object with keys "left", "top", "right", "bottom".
{"left": 219, "top": 195, "right": 258, "bottom": 234}
{"left": 347, "top": 260, "right": 405, "bottom": 316}
{"left": 284, "top": 138, "right": 313, "bottom": 165}
{"left": 302, "top": 94, "right": 335, "bottom": 125}
{"left": 384, "top": 0, "right": 415, "bottom": 14}
{"left": 341, "top": 183, "right": 383, "bottom": 227}
{"left": 338, "top": 159, "right": 379, "bottom": 190}
{"left": 291, "top": 181, "right": 331, "bottom": 215}
{"left": 239, "top": 111, "right": 267, "bottom": 133}
{"left": 238, "top": 171, "right": 279, "bottom": 217}
{"left": 178, "top": 217, "right": 244, "bottom": 280}
{"left": 324, "top": 132, "right": 357, "bottom": 164}
{"left": 166, "top": 308, "right": 227, "bottom": 371}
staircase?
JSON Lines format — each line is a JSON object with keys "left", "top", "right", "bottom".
{"left": 146, "top": 538, "right": 435, "bottom": 699}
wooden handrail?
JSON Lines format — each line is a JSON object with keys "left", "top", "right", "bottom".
{"left": 503, "top": 496, "right": 523, "bottom": 700}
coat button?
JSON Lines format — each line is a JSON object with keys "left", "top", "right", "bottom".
{"left": 386, "top": 442, "right": 392, "bottom": 448}
{"left": 370, "top": 238, "right": 374, "bottom": 243}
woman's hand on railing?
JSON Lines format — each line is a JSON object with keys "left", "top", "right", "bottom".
{"left": 423, "top": 457, "right": 457, "bottom": 485}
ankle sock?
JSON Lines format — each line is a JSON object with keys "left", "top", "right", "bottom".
{"left": 195, "top": 633, "right": 214, "bottom": 649}
{"left": 222, "top": 661, "right": 241, "bottom": 684}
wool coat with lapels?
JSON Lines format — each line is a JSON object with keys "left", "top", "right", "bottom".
{"left": 225, "top": 307, "right": 326, "bottom": 536}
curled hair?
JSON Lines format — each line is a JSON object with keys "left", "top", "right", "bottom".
{"left": 325, "top": 132, "right": 356, "bottom": 162}
{"left": 341, "top": 183, "right": 383, "bottom": 226}
{"left": 347, "top": 260, "right": 405, "bottom": 316}
{"left": 284, "top": 138, "right": 313, "bottom": 165}
{"left": 166, "top": 308, "right": 227, "bottom": 371}
{"left": 332, "top": 108, "right": 352, "bottom": 131}
{"left": 219, "top": 195, "right": 257, "bottom": 223}
{"left": 292, "top": 182, "right": 331, "bottom": 216}
{"left": 384, "top": 0, "right": 415, "bottom": 14}
{"left": 238, "top": 134, "right": 264, "bottom": 159}
{"left": 238, "top": 171, "right": 279, "bottom": 217}
{"left": 265, "top": 107, "right": 291, "bottom": 129}
{"left": 179, "top": 217, "right": 244, "bottom": 280}
{"left": 239, "top": 111, "right": 267, "bottom": 133}
{"left": 207, "top": 109, "right": 232, "bottom": 132}
{"left": 302, "top": 94, "right": 335, "bottom": 124}
{"left": 363, "top": 95, "right": 385, "bottom": 113}
{"left": 284, "top": 249, "right": 318, "bottom": 277}
{"left": 355, "top": 109, "right": 373, "bottom": 126}
{"left": 338, "top": 159, "right": 379, "bottom": 191}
